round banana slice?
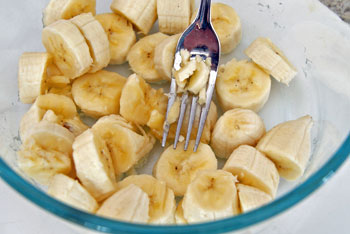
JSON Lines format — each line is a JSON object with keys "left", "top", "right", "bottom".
{"left": 223, "top": 145, "right": 279, "bottom": 197}
{"left": 154, "top": 140, "right": 217, "bottom": 196}
{"left": 210, "top": 108, "right": 265, "bottom": 159}
{"left": 175, "top": 200, "right": 187, "bottom": 224}
{"left": 72, "top": 70, "right": 126, "bottom": 118}
{"left": 42, "top": 20, "right": 93, "bottom": 79}
{"left": 256, "top": 115, "right": 313, "bottom": 180}
{"left": 95, "top": 13, "right": 136, "bottom": 65}
{"left": 117, "top": 174, "right": 176, "bottom": 224}
{"left": 216, "top": 59, "right": 271, "bottom": 112}
{"left": 127, "top": 33, "right": 169, "bottom": 82}
{"left": 237, "top": 184, "right": 272, "bottom": 213}
{"left": 182, "top": 170, "right": 240, "bottom": 223}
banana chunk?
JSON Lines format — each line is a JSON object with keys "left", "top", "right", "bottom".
{"left": 256, "top": 115, "right": 313, "bottom": 180}
{"left": 18, "top": 52, "right": 52, "bottom": 104}
{"left": 245, "top": 37, "right": 297, "bottom": 85}
{"left": 223, "top": 145, "right": 279, "bottom": 197}
{"left": 127, "top": 33, "right": 169, "bottom": 82}
{"left": 42, "top": 20, "right": 93, "bottom": 79}
{"left": 117, "top": 175, "right": 176, "bottom": 224}
{"left": 237, "top": 184, "right": 272, "bottom": 213}
{"left": 70, "top": 13, "right": 110, "bottom": 73}
{"left": 97, "top": 184, "right": 149, "bottom": 223}
{"left": 73, "top": 129, "right": 117, "bottom": 201}
{"left": 211, "top": 108, "right": 266, "bottom": 159}
{"left": 175, "top": 200, "right": 187, "bottom": 224}
{"left": 72, "top": 70, "right": 126, "bottom": 118}
{"left": 48, "top": 174, "right": 98, "bottom": 212}
{"left": 43, "top": 0, "right": 96, "bottom": 26}
{"left": 111, "top": 0, "right": 157, "bottom": 35}
{"left": 182, "top": 170, "right": 240, "bottom": 223}
{"left": 95, "top": 13, "right": 136, "bottom": 65}
{"left": 154, "top": 140, "right": 217, "bottom": 196}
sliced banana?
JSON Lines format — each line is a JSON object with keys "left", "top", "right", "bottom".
{"left": 47, "top": 63, "right": 62, "bottom": 77}
{"left": 43, "top": 0, "right": 96, "bottom": 26}
{"left": 117, "top": 174, "right": 176, "bottom": 224}
{"left": 182, "top": 170, "right": 240, "bottom": 223}
{"left": 110, "top": 0, "right": 157, "bottom": 35}
{"left": 48, "top": 174, "right": 99, "bottom": 212}
{"left": 256, "top": 115, "right": 313, "bottom": 180}
{"left": 211, "top": 108, "right": 266, "bottom": 159}
{"left": 97, "top": 184, "right": 149, "bottom": 223}
{"left": 95, "top": 13, "right": 136, "bottom": 65}
{"left": 223, "top": 145, "right": 279, "bottom": 197}
{"left": 18, "top": 52, "right": 52, "bottom": 104}
{"left": 42, "top": 20, "right": 93, "bottom": 79}
{"left": 237, "top": 184, "right": 272, "bottom": 213}
{"left": 245, "top": 37, "right": 297, "bottom": 85}
{"left": 127, "top": 33, "right": 169, "bottom": 82}
{"left": 154, "top": 140, "right": 217, "bottom": 196}
{"left": 70, "top": 13, "right": 110, "bottom": 73}
{"left": 187, "top": 57, "right": 210, "bottom": 94}
{"left": 72, "top": 70, "right": 126, "bottom": 118}
{"left": 175, "top": 200, "right": 187, "bottom": 224}
{"left": 46, "top": 75, "right": 72, "bottom": 98}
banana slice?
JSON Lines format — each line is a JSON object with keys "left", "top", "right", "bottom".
{"left": 73, "top": 129, "right": 116, "bottom": 201}
{"left": 95, "top": 13, "right": 136, "bottom": 65}
{"left": 211, "top": 108, "right": 266, "bottom": 159}
{"left": 154, "top": 140, "right": 217, "bottom": 196}
{"left": 154, "top": 34, "right": 180, "bottom": 80}
{"left": 223, "top": 145, "right": 279, "bottom": 197}
{"left": 48, "top": 174, "right": 99, "bottom": 212}
{"left": 191, "top": 3, "right": 242, "bottom": 54}
{"left": 117, "top": 175, "right": 176, "bottom": 224}
{"left": 43, "top": 0, "right": 96, "bottom": 26}
{"left": 72, "top": 70, "right": 126, "bottom": 118}
{"left": 216, "top": 59, "right": 271, "bottom": 112}
{"left": 175, "top": 200, "right": 187, "bottom": 224}
{"left": 70, "top": 13, "right": 110, "bottom": 73}
{"left": 110, "top": 0, "right": 157, "bottom": 35}
{"left": 18, "top": 52, "right": 52, "bottom": 104}
{"left": 182, "top": 170, "right": 240, "bottom": 223}
{"left": 237, "top": 184, "right": 272, "bottom": 213}
{"left": 245, "top": 37, "right": 297, "bottom": 85}
{"left": 46, "top": 75, "right": 72, "bottom": 98}
{"left": 256, "top": 115, "right": 313, "bottom": 180}
{"left": 127, "top": 33, "right": 169, "bottom": 82}
{"left": 157, "top": 0, "right": 192, "bottom": 34}
{"left": 42, "top": 20, "right": 93, "bottom": 79}
{"left": 92, "top": 115, "right": 155, "bottom": 175}
{"left": 97, "top": 184, "right": 149, "bottom": 223}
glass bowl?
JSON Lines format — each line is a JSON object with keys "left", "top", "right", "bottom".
{"left": 0, "top": 0, "right": 349, "bottom": 233}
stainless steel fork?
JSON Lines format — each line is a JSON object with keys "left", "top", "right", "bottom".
{"left": 161, "top": 0, "right": 220, "bottom": 152}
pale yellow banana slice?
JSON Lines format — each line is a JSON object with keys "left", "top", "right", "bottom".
{"left": 191, "top": 3, "right": 242, "bottom": 54}
{"left": 95, "top": 13, "right": 136, "bottom": 65}
{"left": 72, "top": 70, "right": 126, "bottom": 118}
{"left": 211, "top": 108, "right": 266, "bottom": 159}
{"left": 92, "top": 115, "right": 155, "bottom": 175}
{"left": 256, "top": 115, "right": 313, "bottom": 180}
{"left": 154, "top": 140, "right": 217, "bottom": 196}
{"left": 157, "top": 0, "right": 192, "bottom": 34}
{"left": 70, "top": 13, "right": 110, "bottom": 73}
{"left": 72, "top": 129, "right": 117, "bottom": 201}
{"left": 237, "top": 184, "right": 272, "bottom": 213}
{"left": 223, "top": 145, "right": 279, "bottom": 197}
{"left": 216, "top": 59, "right": 271, "bottom": 112}
{"left": 18, "top": 52, "right": 52, "bottom": 104}
{"left": 42, "top": 20, "right": 92, "bottom": 79}
{"left": 127, "top": 33, "right": 169, "bottom": 82}
{"left": 110, "top": 0, "right": 157, "bottom": 35}
{"left": 154, "top": 34, "right": 180, "bottom": 80}
{"left": 175, "top": 200, "right": 187, "bottom": 224}
{"left": 182, "top": 170, "right": 239, "bottom": 223}
{"left": 97, "top": 184, "right": 149, "bottom": 223}
{"left": 48, "top": 174, "right": 99, "bottom": 212}
{"left": 245, "top": 37, "right": 297, "bottom": 85}
{"left": 43, "top": 0, "right": 96, "bottom": 26}
{"left": 117, "top": 175, "right": 176, "bottom": 224}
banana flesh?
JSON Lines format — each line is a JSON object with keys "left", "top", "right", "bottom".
{"left": 175, "top": 200, "right": 187, "bottom": 224}
{"left": 237, "top": 184, "right": 272, "bottom": 213}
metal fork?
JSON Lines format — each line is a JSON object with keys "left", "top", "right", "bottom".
{"left": 161, "top": 0, "right": 220, "bottom": 152}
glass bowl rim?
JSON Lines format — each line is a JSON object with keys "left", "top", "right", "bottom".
{"left": 0, "top": 133, "right": 349, "bottom": 233}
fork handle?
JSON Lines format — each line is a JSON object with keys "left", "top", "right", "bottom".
{"left": 196, "top": 0, "right": 212, "bottom": 28}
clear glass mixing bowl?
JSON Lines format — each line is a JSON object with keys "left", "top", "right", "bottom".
{"left": 0, "top": 0, "right": 349, "bottom": 233}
